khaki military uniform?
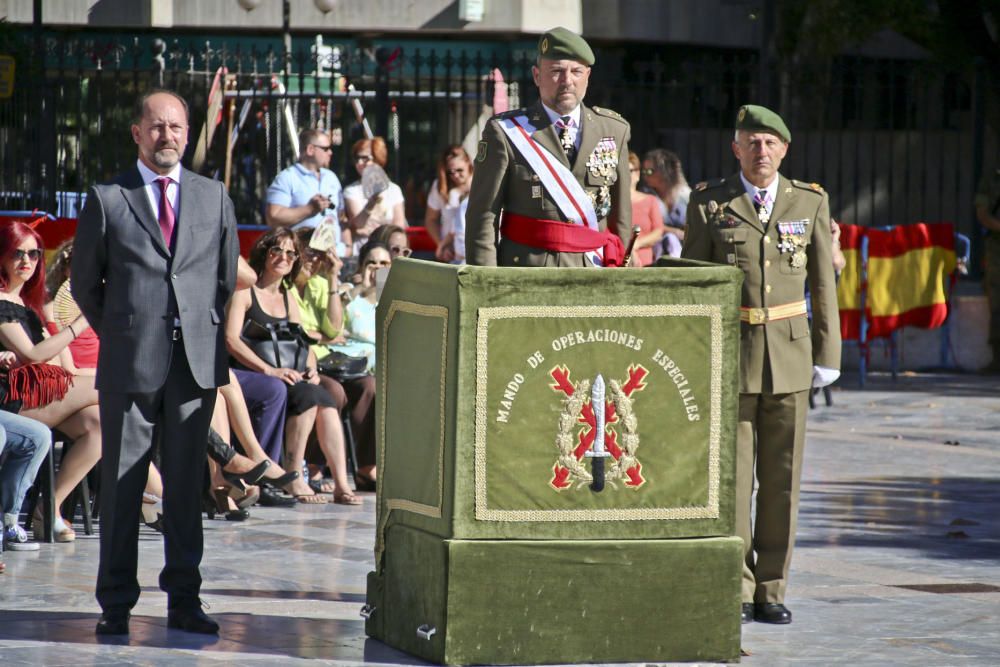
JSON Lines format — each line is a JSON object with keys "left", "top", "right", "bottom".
{"left": 974, "top": 169, "right": 1000, "bottom": 363}
{"left": 465, "top": 101, "right": 631, "bottom": 267}
{"left": 682, "top": 173, "right": 841, "bottom": 604}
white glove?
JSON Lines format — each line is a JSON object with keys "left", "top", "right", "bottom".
{"left": 812, "top": 365, "right": 840, "bottom": 388}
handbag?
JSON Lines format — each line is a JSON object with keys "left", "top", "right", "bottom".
{"left": 316, "top": 350, "right": 369, "bottom": 380}
{"left": 240, "top": 319, "right": 311, "bottom": 373}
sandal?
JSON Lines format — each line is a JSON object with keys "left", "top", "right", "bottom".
{"left": 333, "top": 491, "right": 363, "bottom": 506}
{"left": 294, "top": 493, "right": 329, "bottom": 504}
{"left": 354, "top": 472, "right": 376, "bottom": 492}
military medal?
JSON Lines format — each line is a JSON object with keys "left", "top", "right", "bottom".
{"left": 790, "top": 250, "right": 806, "bottom": 268}
{"left": 588, "top": 185, "right": 612, "bottom": 218}
{"left": 586, "top": 137, "right": 618, "bottom": 180}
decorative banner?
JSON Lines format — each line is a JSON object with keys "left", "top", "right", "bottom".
{"left": 474, "top": 305, "right": 722, "bottom": 522}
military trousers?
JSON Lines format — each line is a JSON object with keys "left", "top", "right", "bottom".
{"left": 735, "top": 389, "right": 809, "bottom": 604}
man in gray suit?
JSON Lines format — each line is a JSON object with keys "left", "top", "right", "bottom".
{"left": 73, "top": 89, "right": 239, "bottom": 636}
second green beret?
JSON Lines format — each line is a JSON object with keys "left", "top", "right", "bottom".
{"left": 736, "top": 104, "right": 791, "bottom": 143}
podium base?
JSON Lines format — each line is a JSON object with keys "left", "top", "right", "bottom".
{"left": 366, "top": 525, "right": 743, "bottom": 665}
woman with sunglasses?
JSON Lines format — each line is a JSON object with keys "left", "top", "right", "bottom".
{"left": 424, "top": 145, "right": 474, "bottom": 263}
{"left": 343, "top": 137, "right": 407, "bottom": 255}
{"left": 329, "top": 240, "right": 391, "bottom": 374}
{"left": 292, "top": 229, "right": 378, "bottom": 490}
{"left": 369, "top": 224, "right": 411, "bottom": 260}
{"left": 0, "top": 222, "right": 103, "bottom": 542}
{"left": 627, "top": 151, "right": 668, "bottom": 267}
{"left": 226, "top": 229, "right": 360, "bottom": 505}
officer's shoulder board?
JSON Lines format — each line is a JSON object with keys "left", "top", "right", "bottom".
{"left": 791, "top": 179, "right": 826, "bottom": 196}
{"left": 694, "top": 177, "right": 726, "bottom": 193}
{"left": 492, "top": 108, "right": 526, "bottom": 121}
{"left": 591, "top": 106, "right": 629, "bottom": 127}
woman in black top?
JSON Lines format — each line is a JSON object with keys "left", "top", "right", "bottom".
{"left": 225, "top": 229, "right": 360, "bottom": 505}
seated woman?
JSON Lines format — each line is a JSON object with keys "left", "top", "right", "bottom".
{"left": 293, "top": 229, "right": 377, "bottom": 490}
{"left": 343, "top": 136, "right": 407, "bottom": 255}
{"left": 0, "top": 222, "right": 102, "bottom": 542}
{"left": 369, "top": 224, "right": 411, "bottom": 262}
{"left": 225, "top": 230, "right": 361, "bottom": 505}
{"left": 331, "top": 240, "right": 392, "bottom": 372}
{"left": 44, "top": 239, "right": 167, "bottom": 531}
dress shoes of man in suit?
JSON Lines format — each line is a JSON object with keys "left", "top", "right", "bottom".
{"left": 95, "top": 609, "right": 131, "bottom": 635}
{"left": 167, "top": 606, "right": 220, "bottom": 634}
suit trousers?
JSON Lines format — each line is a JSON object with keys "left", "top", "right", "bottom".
{"left": 735, "top": 389, "right": 808, "bottom": 604}
{"left": 96, "top": 342, "right": 216, "bottom": 613}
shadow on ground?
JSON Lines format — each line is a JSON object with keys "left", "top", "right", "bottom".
{"left": 798, "top": 476, "right": 1000, "bottom": 561}
{"left": 0, "top": 609, "right": 427, "bottom": 663}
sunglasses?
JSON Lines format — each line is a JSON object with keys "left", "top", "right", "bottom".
{"left": 267, "top": 246, "right": 299, "bottom": 260}
{"left": 641, "top": 167, "right": 656, "bottom": 176}
{"left": 390, "top": 246, "right": 412, "bottom": 258}
{"left": 311, "top": 144, "right": 333, "bottom": 152}
{"left": 13, "top": 249, "right": 42, "bottom": 262}
{"left": 364, "top": 259, "right": 392, "bottom": 268}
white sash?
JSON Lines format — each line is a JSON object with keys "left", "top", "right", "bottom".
{"left": 498, "top": 115, "right": 598, "bottom": 231}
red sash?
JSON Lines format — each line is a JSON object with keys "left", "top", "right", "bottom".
{"left": 500, "top": 213, "right": 625, "bottom": 267}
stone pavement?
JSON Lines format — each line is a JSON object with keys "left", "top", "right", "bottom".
{"left": 0, "top": 370, "right": 998, "bottom": 665}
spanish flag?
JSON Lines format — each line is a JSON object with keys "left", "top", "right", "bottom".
{"left": 837, "top": 223, "right": 956, "bottom": 340}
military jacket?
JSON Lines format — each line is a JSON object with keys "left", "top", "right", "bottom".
{"left": 682, "top": 173, "right": 841, "bottom": 394}
{"left": 465, "top": 100, "right": 632, "bottom": 267}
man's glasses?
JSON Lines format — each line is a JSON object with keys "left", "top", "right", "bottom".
{"left": 641, "top": 167, "right": 656, "bottom": 176}
{"left": 390, "top": 246, "right": 412, "bottom": 258}
{"left": 311, "top": 144, "right": 333, "bottom": 152}
{"left": 354, "top": 154, "right": 373, "bottom": 163}
{"left": 268, "top": 246, "right": 299, "bottom": 260}
{"left": 13, "top": 249, "right": 42, "bottom": 262}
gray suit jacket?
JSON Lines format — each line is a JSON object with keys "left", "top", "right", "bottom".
{"left": 72, "top": 166, "right": 239, "bottom": 393}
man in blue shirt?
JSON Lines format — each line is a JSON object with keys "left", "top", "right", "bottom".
{"left": 266, "top": 128, "right": 345, "bottom": 256}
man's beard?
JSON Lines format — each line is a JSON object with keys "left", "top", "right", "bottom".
{"left": 152, "top": 148, "right": 180, "bottom": 168}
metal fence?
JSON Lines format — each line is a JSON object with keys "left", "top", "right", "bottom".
{"left": 1, "top": 32, "right": 994, "bottom": 267}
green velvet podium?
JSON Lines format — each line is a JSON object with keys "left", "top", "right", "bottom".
{"left": 365, "top": 259, "right": 744, "bottom": 665}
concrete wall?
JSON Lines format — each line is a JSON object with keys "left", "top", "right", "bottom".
{"left": 0, "top": 0, "right": 582, "bottom": 34}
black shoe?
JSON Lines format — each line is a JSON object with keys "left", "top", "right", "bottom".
{"left": 754, "top": 602, "right": 792, "bottom": 624}
{"left": 96, "top": 609, "right": 131, "bottom": 635}
{"left": 741, "top": 603, "right": 754, "bottom": 624}
{"left": 258, "top": 485, "right": 297, "bottom": 507}
{"left": 222, "top": 460, "right": 271, "bottom": 493}
{"left": 167, "top": 606, "right": 219, "bottom": 634}
{"left": 262, "top": 469, "right": 300, "bottom": 488}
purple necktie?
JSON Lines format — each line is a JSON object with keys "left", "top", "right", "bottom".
{"left": 155, "top": 176, "right": 176, "bottom": 248}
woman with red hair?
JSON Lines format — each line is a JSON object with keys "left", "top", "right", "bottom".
{"left": 0, "top": 222, "right": 102, "bottom": 542}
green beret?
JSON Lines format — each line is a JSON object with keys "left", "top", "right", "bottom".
{"left": 538, "top": 27, "right": 595, "bottom": 66}
{"left": 735, "top": 104, "right": 791, "bottom": 143}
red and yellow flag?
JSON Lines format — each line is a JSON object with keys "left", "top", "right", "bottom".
{"left": 837, "top": 223, "right": 956, "bottom": 340}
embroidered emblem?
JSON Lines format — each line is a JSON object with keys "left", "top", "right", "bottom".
{"left": 540, "top": 37, "right": 549, "bottom": 55}
{"left": 737, "top": 107, "right": 747, "bottom": 123}
{"left": 476, "top": 140, "right": 488, "bottom": 163}
{"left": 549, "top": 364, "right": 648, "bottom": 491}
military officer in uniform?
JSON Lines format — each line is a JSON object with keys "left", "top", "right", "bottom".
{"left": 974, "top": 169, "right": 1000, "bottom": 373}
{"left": 682, "top": 105, "right": 841, "bottom": 625}
{"left": 465, "top": 27, "right": 631, "bottom": 267}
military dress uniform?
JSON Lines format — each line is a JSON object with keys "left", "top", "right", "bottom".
{"left": 974, "top": 169, "right": 1000, "bottom": 369}
{"left": 465, "top": 27, "right": 632, "bottom": 267}
{"left": 683, "top": 165, "right": 841, "bottom": 612}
